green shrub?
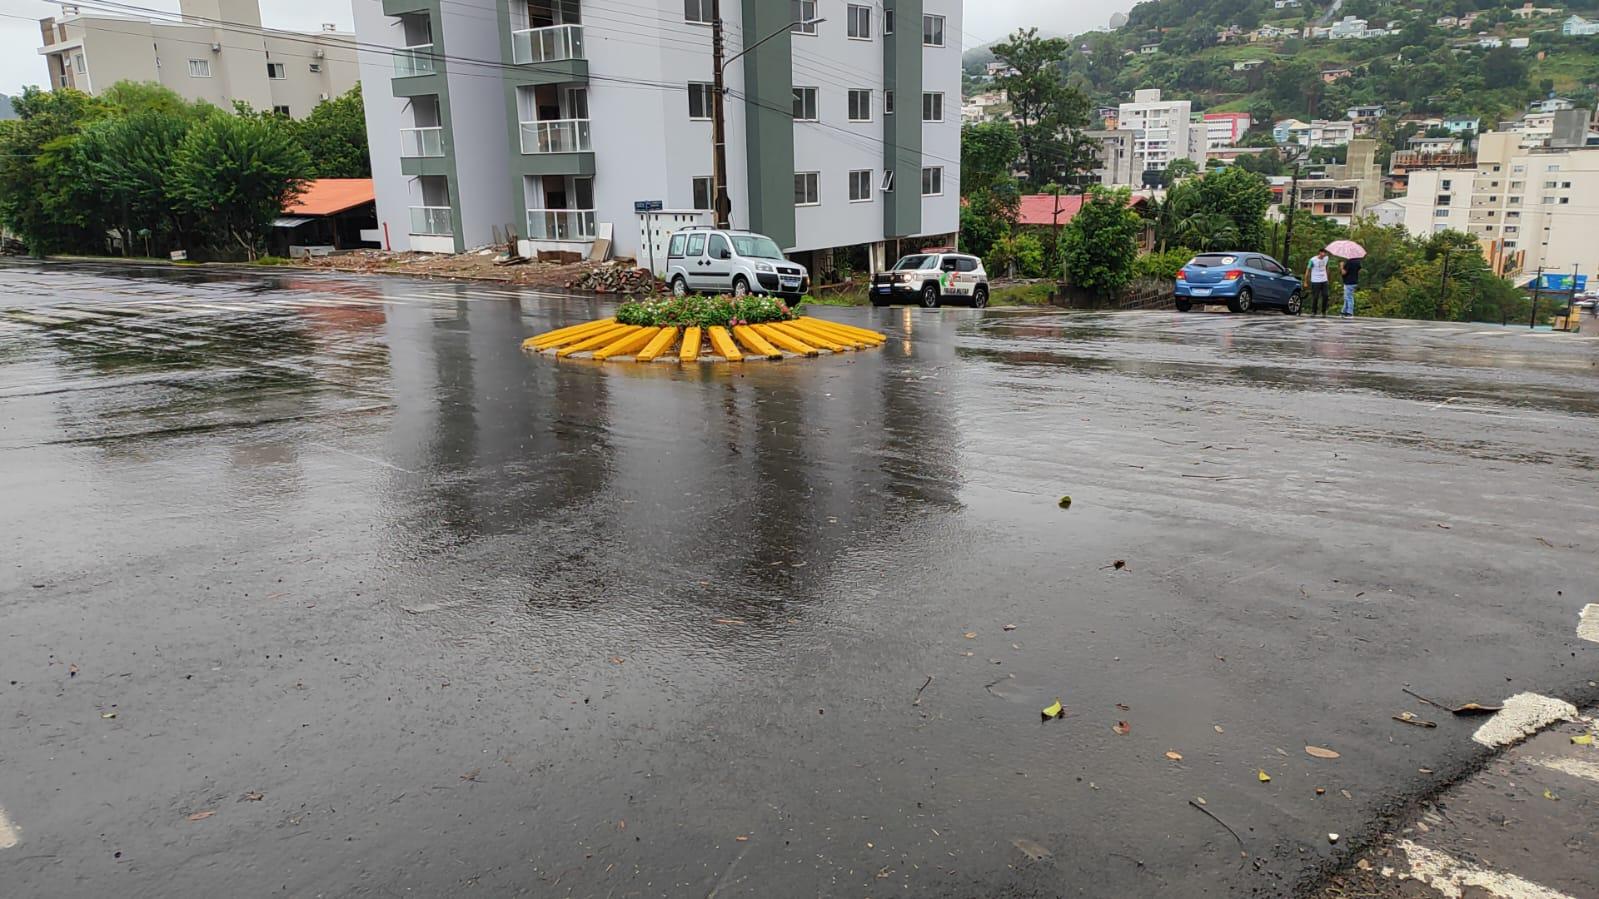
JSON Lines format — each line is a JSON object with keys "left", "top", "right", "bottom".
{"left": 1132, "top": 247, "right": 1197, "bottom": 282}
{"left": 615, "top": 295, "right": 797, "bottom": 328}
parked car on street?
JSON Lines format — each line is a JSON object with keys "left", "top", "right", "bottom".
{"left": 665, "top": 228, "right": 809, "bottom": 300}
{"left": 1174, "top": 251, "right": 1303, "bottom": 314}
{"left": 872, "top": 252, "right": 990, "bottom": 308}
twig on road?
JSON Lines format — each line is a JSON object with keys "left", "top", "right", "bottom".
{"left": 913, "top": 675, "right": 933, "bottom": 706}
{"left": 1188, "top": 799, "right": 1245, "bottom": 853}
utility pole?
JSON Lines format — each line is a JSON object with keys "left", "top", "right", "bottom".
{"left": 1437, "top": 249, "right": 1450, "bottom": 321}
{"left": 1566, "top": 263, "right": 1581, "bottom": 331}
{"left": 1529, "top": 266, "right": 1543, "bottom": 329}
{"left": 710, "top": 0, "right": 731, "bottom": 229}
{"left": 1282, "top": 164, "right": 1301, "bottom": 265}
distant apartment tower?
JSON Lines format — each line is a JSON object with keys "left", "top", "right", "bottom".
{"left": 354, "top": 0, "right": 962, "bottom": 267}
{"left": 36, "top": 0, "right": 358, "bottom": 118}
{"left": 1085, "top": 129, "right": 1136, "bottom": 185}
{"left": 1401, "top": 131, "right": 1599, "bottom": 276}
{"left": 1202, "top": 112, "right": 1251, "bottom": 149}
{"left": 1116, "top": 89, "right": 1202, "bottom": 174}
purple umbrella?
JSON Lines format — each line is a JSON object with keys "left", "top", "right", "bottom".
{"left": 1325, "top": 239, "right": 1366, "bottom": 259}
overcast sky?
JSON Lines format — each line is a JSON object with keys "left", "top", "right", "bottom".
{"left": 2, "top": 0, "right": 1139, "bottom": 96}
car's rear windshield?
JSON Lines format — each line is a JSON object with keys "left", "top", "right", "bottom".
{"left": 893, "top": 255, "right": 937, "bottom": 270}
{"left": 1189, "top": 254, "right": 1239, "bottom": 267}
{"left": 730, "top": 235, "right": 784, "bottom": 259}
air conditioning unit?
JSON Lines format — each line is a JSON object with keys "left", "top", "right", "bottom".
{"left": 210, "top": 42, "right": 221, "bottom": 52}
{"left": 313, "top": 48, "right": 325, "bottom": 58}
{"left": 319, "top": 92, "right": 329, "bottom": 101}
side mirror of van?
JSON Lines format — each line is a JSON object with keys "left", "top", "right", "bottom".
{"left": 719, "top": 249, "right": 732, "bottom": 260}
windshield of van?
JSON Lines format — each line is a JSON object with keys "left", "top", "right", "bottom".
{"left": 893, "top": 255, "right": 936, "bottom": 271}
{"left": 730, "top": 235, "right": 785, "bottom": 259}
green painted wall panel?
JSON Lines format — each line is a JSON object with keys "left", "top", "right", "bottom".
{"left": 883, "top": 0, "right": 922, "bottom": 238}
{"left": 739, "top": 0, "right": 796, "bottom": 249}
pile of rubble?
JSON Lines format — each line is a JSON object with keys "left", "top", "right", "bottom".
{"left": 567, "top": 263, "right": 660, "bottom": 296}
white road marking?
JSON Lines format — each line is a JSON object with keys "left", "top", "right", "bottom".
{"left": 1472, "top": 692, "right": 1578, "bottom": 747}
{"left": 1578, "top": 604, "right": 1599, "bottom": 643}
{"left": 1531, "top": 756, "right": 1599, "bottom": 784}
{"left": 1395, "top": 840, "right": 1575, "bottom": 899}
{"left": 0, "top": 804, "right": 17, "bottom": 849}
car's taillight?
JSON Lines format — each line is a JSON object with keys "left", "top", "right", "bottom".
{"left": 1223, "top": 269, "right": 1243, "bottom": 280}
{"left": 1175, "top": 270, "right": 1186, "bottom": 281}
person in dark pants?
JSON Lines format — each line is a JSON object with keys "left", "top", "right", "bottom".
{"left": 1340, "top": 256, "right": 1362, "bottom": 317}
{"left": 1305, "top": 249, "right": 1331, "bottom": 316}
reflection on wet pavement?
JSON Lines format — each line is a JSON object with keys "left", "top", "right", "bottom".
{"left": 2, "top": 260, "right": 1597, "bottom": 898}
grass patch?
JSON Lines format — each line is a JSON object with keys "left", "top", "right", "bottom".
{"left": 992, "top": 282, "right": 1054, "bottom": 306}
{"left": 616, "top": 295, "right": 796, "bottom": 328}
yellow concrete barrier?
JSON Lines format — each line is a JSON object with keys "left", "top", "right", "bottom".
{"left": 635, "top": 326, "right": 680, "bottom": 362}
{"left": 707, "top": 326, "right": 743, "bottom": 361}
{"left": 732, "top": 325, "right": 783, "bottom": 360}
{"left": 753, "top": 323, "right": 819, "bottom": 356}
{"left": 593, "top": 326, "right": 662, "bottom": 360}
{"left": 526, "top": 317, "right": 616, "bottom": 350}
{"left": 775, "top": 320, "right": 848, "bottom": 352}
{"left": 787, "top": 318, "right": 865, "bottom": 348}
{"left": 801, "top": 318, "right": 884, "bottom": 346}
{"left": 556, "top": 323, "right": 639, "bottom": 357}
{"left": 680, "top": 326, "right": 703, "bottom": 363}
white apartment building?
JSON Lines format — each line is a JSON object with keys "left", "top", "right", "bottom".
{"left": 37, "top": 0, "right": 358, "bottom": 119}
{"left": 355, "top": 0, "right": 961, "bottom": 267}
{"left": 1116, "top": 89, "right": 1203, "bottom": 174}
{"left": 1398, "top": 132, "right": 1599, "bottom": 276}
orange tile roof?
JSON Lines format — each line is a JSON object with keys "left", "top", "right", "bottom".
{"left": 284, "top": 178, "right": 375, "bottom": 216}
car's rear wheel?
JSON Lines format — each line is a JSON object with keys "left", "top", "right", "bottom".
{"left": 972, "top": 286, "right": 989, "bottom": 308}
{"left": 1175, "top": 298, "right": 1193, "bottom": 312}
{"left": 1285, "top": 290, "right": 1302, "bottom": 315}
{"left": 671, "top": 276, "right": 688, "bottom": 297}
{"left": 921, "top": 284, "right": 940, "bottom": 308}
{"left": 1228, "top": 287, "right": 1253, "bottom": 314}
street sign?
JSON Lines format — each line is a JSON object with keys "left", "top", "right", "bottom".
{"left": 634, "top": 200, "right": 663, "bottom": 213}
{"left": 1527, "top": 273, "right": 1587, "bottom": 292}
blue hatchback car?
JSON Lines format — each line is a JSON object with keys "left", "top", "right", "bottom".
{"left": 1174, "top": 252, "right": 1303, "bottom": 314}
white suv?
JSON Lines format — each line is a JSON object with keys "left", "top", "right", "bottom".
{"left": 871, "top": 252, "right": 990, "bottom": 308}
{"left": 664, "top": 228, "right": 809, "bottom": 300}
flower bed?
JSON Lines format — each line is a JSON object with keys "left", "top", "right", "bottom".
{"left": 614, "top": 295, "right": 796, "bottom": 329}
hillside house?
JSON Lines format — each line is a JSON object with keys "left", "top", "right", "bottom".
{"left": 1347, "top": 104, "right": 1387, "bottom": 119}
{"left": 1321, "top": 65, "right": 1354, "bottom": 82}
{"left": 1563, "top": 14, "right": 1599, "bottom": 34}
{"left": 1512, "top": 3, "right": 1560, "bottom": 18}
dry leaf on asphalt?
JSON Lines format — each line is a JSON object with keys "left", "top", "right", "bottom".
{"left": 1258, "top": 770, "right": 1272, "bottom": 783}
{"left": 187, "top": 810, "right": 215, "bottom": 821}
{"left": 240, "top": 791, "right": 264, "bottom": 802}
{"left": 608, "top": 656, "right": 625, "bottom": 665}
{"left": 1012, "top": 837, "right": 1052, "bottom": 861}
{"left": 1305, "top": 746, "right": 1341, "bottom": 759}
{"left": 1113, "top": 721, "right": 1130, "bottom": 735}
{"left": 100, "top": 712, "right": 116, "bottom": 719}
{"left": 1213, "top": 725, "right": 1224, "bottom": 734}
{"left": 963, "top": 632, "right": 977, "bottom": 639}
{"left": 1393, "top": 711, "right": 1438, "bottom": 728}
{"left": 1116, "top": 703, "right": 1130, "bottom": 711}
{"left": 1165, "top": 750, "right": 1183, "bottom": 761}
{"left": 68, "top": 664, "right": 78, "bottom": 677}
{"left": 460, "top": 768, "right": 481, "bottom": 782}
{"left": 1041, "top": 699, "right": 1064, "bottom": 722}
{"left": 1057, "top": 496, "right": 1072, "bottom": 509}
{"left": 735, "top": 835, "right": 749, "bottom": 842}
{"left": 1571, "top": 734, "right": 1594, "bottom": 745}
{"left": 1544, "top": 789, "right": 1559, "bottom": 801}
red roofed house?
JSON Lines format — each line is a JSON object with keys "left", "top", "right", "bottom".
{"left": 272, "top": 178, "right": 381, "bottom": 256}
{"left": 1015, "top": 193, "right": 1152, "bottom": 251}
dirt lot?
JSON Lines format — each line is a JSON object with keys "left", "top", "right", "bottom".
{"left": 294, "top": 249, "right": 659, "bottom": 294}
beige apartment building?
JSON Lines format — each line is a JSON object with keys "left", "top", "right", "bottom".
{"left": 37, "top": 0, "right": 358, "bottom": 119}
{"left": 1400, "top": 131, "right": 1599, "bottom": 277}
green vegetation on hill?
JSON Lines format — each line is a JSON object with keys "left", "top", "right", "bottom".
{"left": 965, "top": 0, "right": 1599, "bottom": 125}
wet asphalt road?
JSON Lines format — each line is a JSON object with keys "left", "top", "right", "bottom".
{"left": 1, "top": 260, "right": 1597, "bottom": 898}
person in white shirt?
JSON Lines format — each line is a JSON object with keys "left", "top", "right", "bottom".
{"left": 1305, "top": 249, "right": 1331, "bottom": 316}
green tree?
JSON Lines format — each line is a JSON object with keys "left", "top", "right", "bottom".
{"left": 1189, "top": 166, "right": 1273, "bottom": 252}
{"left": 296, "top": 85, "right": 371, "bottom": 178}
{"left": 992, "top": 28, "right": 1094, "bottom": 188}
{"left": 1062, "top": 187, "right": 1141, "bottom": 296}
{"left": 0, "top": 87, "right": 109, "bottom": 254}
{"left": 73, "top": 110, "right": 194, "bottom": 255}
{"left": 959, "top": 122, "right": 1023, "bottom": 262}
{"left": 1165, "top": 157, "right": 1199, "bottom": 181}
{"left": 171, "top": 114, "right": 309, "bottom": 260}
{"left": 1481, "top": 46, "right": 1527, "bottom": 90}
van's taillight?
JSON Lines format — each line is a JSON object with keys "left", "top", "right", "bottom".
{"left": 1223, "top": 269, "right": 1243, "bottom": 280}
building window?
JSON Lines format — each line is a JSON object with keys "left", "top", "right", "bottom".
{"left": 885, "top": 9, "right": 894, "bottom": 33}
{"left": 188, "top": 59, "right": 211, "bottom": 78}
{"left": 847, "top": 4, "right": 871, "bottom": 39}
{"left": 1543, "top": 196, "right": 1556, "bottom": 204}
{"left": 884, "top": 90, "right": 895, "bottom": 114}
{"left": 793, "top": 86, "right": 818, "bottom": 121}
{"left": 921, "top": 166, "right": 943, "bottom": 196}
{"left": 923, "top": 14, "right": 945, "bottom": 46}
{"left": 1509, "top": 196, "right": 1521, "bottom": 205}
{"left": 1544, "top": 180, "right": 1558, "bottom": 188}
{"left": 1441, "top": 179, "right": 1452, "bottom": 189}
{"left": 1547, "top": 163, "right": 1561, "bottom": 172}
{"left": 1562, "top": 181, "right": 1572, "bottom": 188}
{"left": 1436, "top": 194, "right": 1450, "bottom": 204}
{"left": 792, "top": 0, "right": 817, "bottom": 34}
{"left": 73, "top": 53, "right": 85, "bottom": 74}
{"left": 684, "top": 0, "right": 712, "bottom": 24}
{"left": 308, "top": 63, "right": 322, "bottom": 73}
{"left": 687, "top": 82, "right": 714, "bottom": 120}
{"left": 692, "top": 177, "right": 713, "bottom": 210}
{"left": 881, "top": 170, "right": 895, "bottom": 192}
{"left": 273, "top": 104, "right": 291, "bottom": 116}
{"left": 849, "top": 169, "right": 872, "bottom": 201}
{"left": 922, "top": 92, "right": 943, "bottom": 122}
{"left": 848, "top": 89, "right": 871, "bottom": 122}
{"left": 1560, "top": 197, "right": 1570, "bottom": 204}
{"left": 1434, "top": 209, "right": 1449, "bottom": 218}
{"left": 795, "top": 171, "right": 820, "bottom": 206}
{"left": 267, "top": 62, "right": 285, "bottom": 79}
{"left": 1504, "top": 241, "right": 1517, "bottom": 248}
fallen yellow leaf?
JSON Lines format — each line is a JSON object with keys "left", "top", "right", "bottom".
{"left": 1305, "top": 746, "right": 1341, "bottom": 759}
{"left": 1041, "top": 699, "right": 1064, "bottom": 721}
{"left": 1165, "top": 750, "right": 1183, "bottom": 761}
{"left": 1543, "top": 789, "right": 1559, "bottom": 801}
{"left": 1258, "top": 770, "right": 1272, "bottom": 783}
{"left": 963, "top": 632, "right": 977, "bottom": 639}
{"left": 735, "top": 835, "right": 749, "bottom": 842}
{"left": 1572, "top": 734, "right": 1595, "bottom": 746}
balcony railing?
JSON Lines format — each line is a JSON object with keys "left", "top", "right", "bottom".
{"left": 518, "top": 119, "right": 591, "bottom": 154}
{"left": 526, "top": 208, "right": 596, "bottom": 241}
{"left": 409, "top": 205, "right": 453, "bottom": 236}
{"left": 399, "top": 126, "right": 444, "bottom": 157}
{"left": 394, "top": 44, "right": 436, "bottom": 77}
{"left": 512, "top": 24, "right": 584, "bottom": 64}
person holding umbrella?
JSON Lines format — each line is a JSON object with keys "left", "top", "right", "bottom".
{"left": 1326, "top": 240, "right": 1366, "bottom": 317}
